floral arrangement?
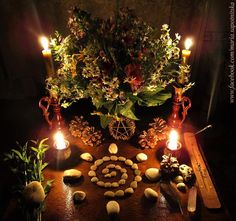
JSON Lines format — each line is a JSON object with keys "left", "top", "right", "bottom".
{"left": 46, "top": 7, "right": 188, "bottom": 128}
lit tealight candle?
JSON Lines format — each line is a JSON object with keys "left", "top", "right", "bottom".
{"left": 182, "top": 38, "right": 193, "bottom": 65}
{"left": 53, "top": 131, "right": 71, "bottom": 160}
{"left": 166, "top": 129, "right": 182, "bottom": 158}
{"left": 40, "top": 36, "right": 55, "bottom": 77}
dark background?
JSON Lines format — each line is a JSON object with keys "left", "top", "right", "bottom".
{"left": 0, "top": 0, "right": 235, "bottom": 220}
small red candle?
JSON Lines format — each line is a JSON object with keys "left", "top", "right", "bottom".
{"left": 166, "top": 129, "right": 182, "bottom": 158}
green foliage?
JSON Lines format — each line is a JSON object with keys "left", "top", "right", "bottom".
{"left": 46, "top": 7, "right": 188, "bottom": 127}
{"left": 4, "top": 138, "right": 52, "bottom": 192}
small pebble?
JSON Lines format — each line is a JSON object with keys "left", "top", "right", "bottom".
{"left": 97, "top": 181, "right": 105, "bottom": 187}
{"left": 80, "top": 153, "right": 93, "bottom": 162}
{"left": 103, "top": 156, "right": 110, "bottom": 161}
{"left": 130, "top": 181, "right": 138, "bottom": 189}
{"left": 106, "top": 201, "right": 120, "bottom": 216}
{"left": 174, "top": 175, "right": 184, "bottom": 183}
{"left": 108, "top": 143, "right": 118, "bottom": 154}
{"left": 134, "top": 169, "right": 141, "bottom": 175}
{"left": 23, "top": 181, "right": 45, "bottom": 204}
{"left": 115, "top": 165, "right": 122, "bottom": 170}
{"left": 104, "top": 191, "right": 115, "bottom": 198}
{"left": 120, "top": 168, "right": 127, "bottom": 173}
{"left": 110, "top": 156, "right": 118, "bottom": 161}
{"left": 111, "top": 182, "right": 119, "bottom": 187}
{"left": 145, "top": 168, "right": 161, "bottom": 182}
{"left": 121, "top": 173, "right": 128, "bottom": 180}
{"left": 106, "top": 164, "right": 116, "bottom": 169}
{"left": 118, "top": 179, "right": 126, "bottom": 185}
{"left": 125, "top": 187, "right": 134, "bottom": 195}
{"left": 88, "top": 170, "right": 96, "bottom": 177}
{"left": 132, "top": 163, "right": 138, "bottom": 170}
{"left": 136, "top": 153, "right": 148, "bottom": 162}
{"left": 94, "top": 159, "right": 104, "bottom": 166}
{"left": 115, "top": 190, "right": 124, "bottom": 197}
{"left": 135, "top": 175, "right": 142, "bottom": 182}
{"left": 105, "top": 182, "right": 112, "bottom": 188}
{"left": 90, "top": 165, "right": 97, "bottom": 171}
{"left": 102, "top": 168, "right": 109, "bottom": 174}
{"left": 105, "top": 174, "right": 111, "bottom": 178}
{"left": 125, "top": 159, "right": 133, "bottom": 166}
{"left": 177, "top": 182, "right": 186, "bottom": 192}
{"left": 91, "top": 177, "right": 98, "bottom": 183}
{"left": 63, "top": 169, "right": 82, "bottom": 181}
{"left": 118, "top": 156, "right": 126, "bottom": 161}
{"left": 73, "top": 191, "right": 86, "bottom": 203}
{"left": 110, "top": 171, "right": 117, "bottom": 177}
{"left": 144, "top": 188, "right": 158, "bottom": 201}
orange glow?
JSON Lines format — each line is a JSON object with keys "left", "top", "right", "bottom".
{"left": 54, "top": 131, "right": 66, "bottom": 150}
{"left": 167, "top": 129, "right": 179, "bottom": 150}
{"left": 40, "top": 36, "right": 49, "bottom": 50}
{"left": 184, "top": 38, "right": 193, "bottom": 50}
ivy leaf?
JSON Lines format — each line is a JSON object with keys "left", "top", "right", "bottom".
{"left": 119, "top": 100, "right": 139, "bottom": 120}
{"left": 100, "top": 115, "right": 112, "bottom": 128}
{"left": 138, "top": 91, "right": 171, "bottom": 106}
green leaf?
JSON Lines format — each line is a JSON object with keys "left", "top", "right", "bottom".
{"left": 100, "top": 115, "right": 112, "bottom": 128}
{"left": 44, "top": 180, "right": 54, "bottom": 195}
{"left": 138, "top": 91, "right": 171, "bottom": 106}
{"left": 12, "top": 149, "right": 24, "bottom": 161}
{"left": 119, "top": 100, "right": 139, "bottom": 120}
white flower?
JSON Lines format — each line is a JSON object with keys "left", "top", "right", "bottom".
{"left": 175, "top": 33, "right": 181, "bottom": 40}
{"left": 162, "top": 24, "right": 169, "bottom": 30}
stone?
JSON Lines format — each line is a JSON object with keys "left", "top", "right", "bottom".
{"left": 131, "top": 163, "right": 138, "bottom": 170}
{"left": 110, "top": 171, "right": 117, "bottom": 177}
{"left": 110, "top": 156, "right": 118, "bottom": 161}
{"left": 136, "top": 153, "right": 148, "bottom": 162}
{"left": 97, "top": 181, "right": 105, "bottom": 187}
{"left": 130, "top": 181, "right": 138, "bottom": 189}
{"left": 174, "top": 175, "right": 184, "bottom": 183}
{"left": 91, "top": 177, "right": 99, "bottom": 183}
{"left": 105, "top": 174, "right": 111, "bottom": 178}
{"left": 90, "top": 165, "right": 97, "bottom": 171}
{"left": 23, "top": 181, "right": 45, "bottom": 204}
{"left": 134, "top": 169, "right": 141, "bottom": 175}
{"left": 106, "top": 201, "right": 120, "bottom": 216}
{"left": 104, "top": 191, "right": 115, "bottom": 198}
{"left": 105, "top": 182, "right": 112, "bottom": 188}
{"left": 125, "top": 187, "right": 134, "bottom": 195}
{"left": 103, "top": 156, "right": 110, "bottom": 161}
{"left": 118, "top": 156, "right": 126, "bottom": 161}
{"left": 125, "top": 159, "right": 133, "bottom": 166}
{"left": 144, "top": 188, "right": 158, "bottom": 201}
{"left": 134, "top": 175, "right": 142, "bottom": 182}
{"left": 120, "top": 168, "right": 127, "bottom": 173}
{"left": 115, "top": 190, "right": 125, "bottom": 197}
{"left": 145, "top": 168, "right": 161, "bottom": 182}
{"left": 121, "top": 173, "right": 128, "bottom": 180}
{"left": 106, "top": 164, "right": 115, "bottom": 169}
{"left": 108, "top": 143, "right": 118, "bottom": 154}
{"left": 111, "top": 182, "right": 119, "bottom": 187}
{"left": 63, "top": 169, "right": 82, "bottom": 181}
{"left": 80, "top": 153, "right": 93, "bottom": 162}
{"left": 88, "top": 170, "right": 96, "bottom": 177}
{"left": 177, "top": 182, "right": 186, "bottom": 192}
{"left": 73, "top": 191, "right": 86, "bottom": 203}
{"left": 115, "top": 165, "right": 122, "bottom": 170}
{"left": 102, "top": 168, "right": 109, "bottom": 174}
{"left": 94, "top": 159, "right": 104, "bottom": 166}
{"left": 118, "top": 179, "right": 126, "bottom": 185}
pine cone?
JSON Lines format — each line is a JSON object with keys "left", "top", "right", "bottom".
{"left": 149, "top": 117, "right": 168, "bottom": 141}
{"left": 160, "top": 154, "right": 180, "bottom": 177}
{"left": 69, "top": 116, "right": 103, "bottom": 147}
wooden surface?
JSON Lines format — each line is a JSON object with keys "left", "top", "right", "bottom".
{"left": 38, "top": 133, "right": 231, "bottom": 221}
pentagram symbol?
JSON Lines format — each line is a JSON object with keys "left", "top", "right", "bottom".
{"left": 108, "top": 117, "right": 135, "bottom": 140}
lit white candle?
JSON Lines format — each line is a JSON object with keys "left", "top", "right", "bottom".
{"left": 167, "top": 129, "right": 179, "bottom": 150}
{"left": 40, "top": 36, "right": 55, "bottom": 77}
{"left": 54, "top": 131, "right": 67, "bottom": 150}
{"left": 182, "top": 38, "right": 193, "bottom": 65}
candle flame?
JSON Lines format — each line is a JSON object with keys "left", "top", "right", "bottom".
{"left": 168, "top": 129, "right": 179, "bottom": 150}
{"left": 184, "top": 38, "right": 193, "bottom": 50}
{"left": 40, "top": 36, "right": 49, "bottom": 50}
{"left": 54, "top": 131, "right": 66, "bottom": 150}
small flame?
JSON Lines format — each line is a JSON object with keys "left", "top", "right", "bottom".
{"left": 184, "top": 38, "right": 193, "bottom": 50}
{"left": 167, "top": 129, "right": 179, "bottom": 150}
{"left": 54, "top": 131, "right": 66, "bottom": 150}
{"left": 40, "top": 36, "right": 49, "bottom": 50}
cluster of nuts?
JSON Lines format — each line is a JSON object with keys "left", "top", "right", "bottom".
{"left": 138, "top": 118, "right": 169, "bottom": 149}
{"left": 69, "top": 116, "right": 103, "bottom": 147}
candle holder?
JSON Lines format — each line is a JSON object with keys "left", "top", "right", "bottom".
{"left": 165, "top": 140, "right": 182, "bottom": 159}
{"left": 53, "top": 139, "right": 71, "bottom": 161}
{"left": 168, "top": 86, "right": 191, "bottom": 129}
{"left": 39, "top": 96, "right": 64, "bottom": 131}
